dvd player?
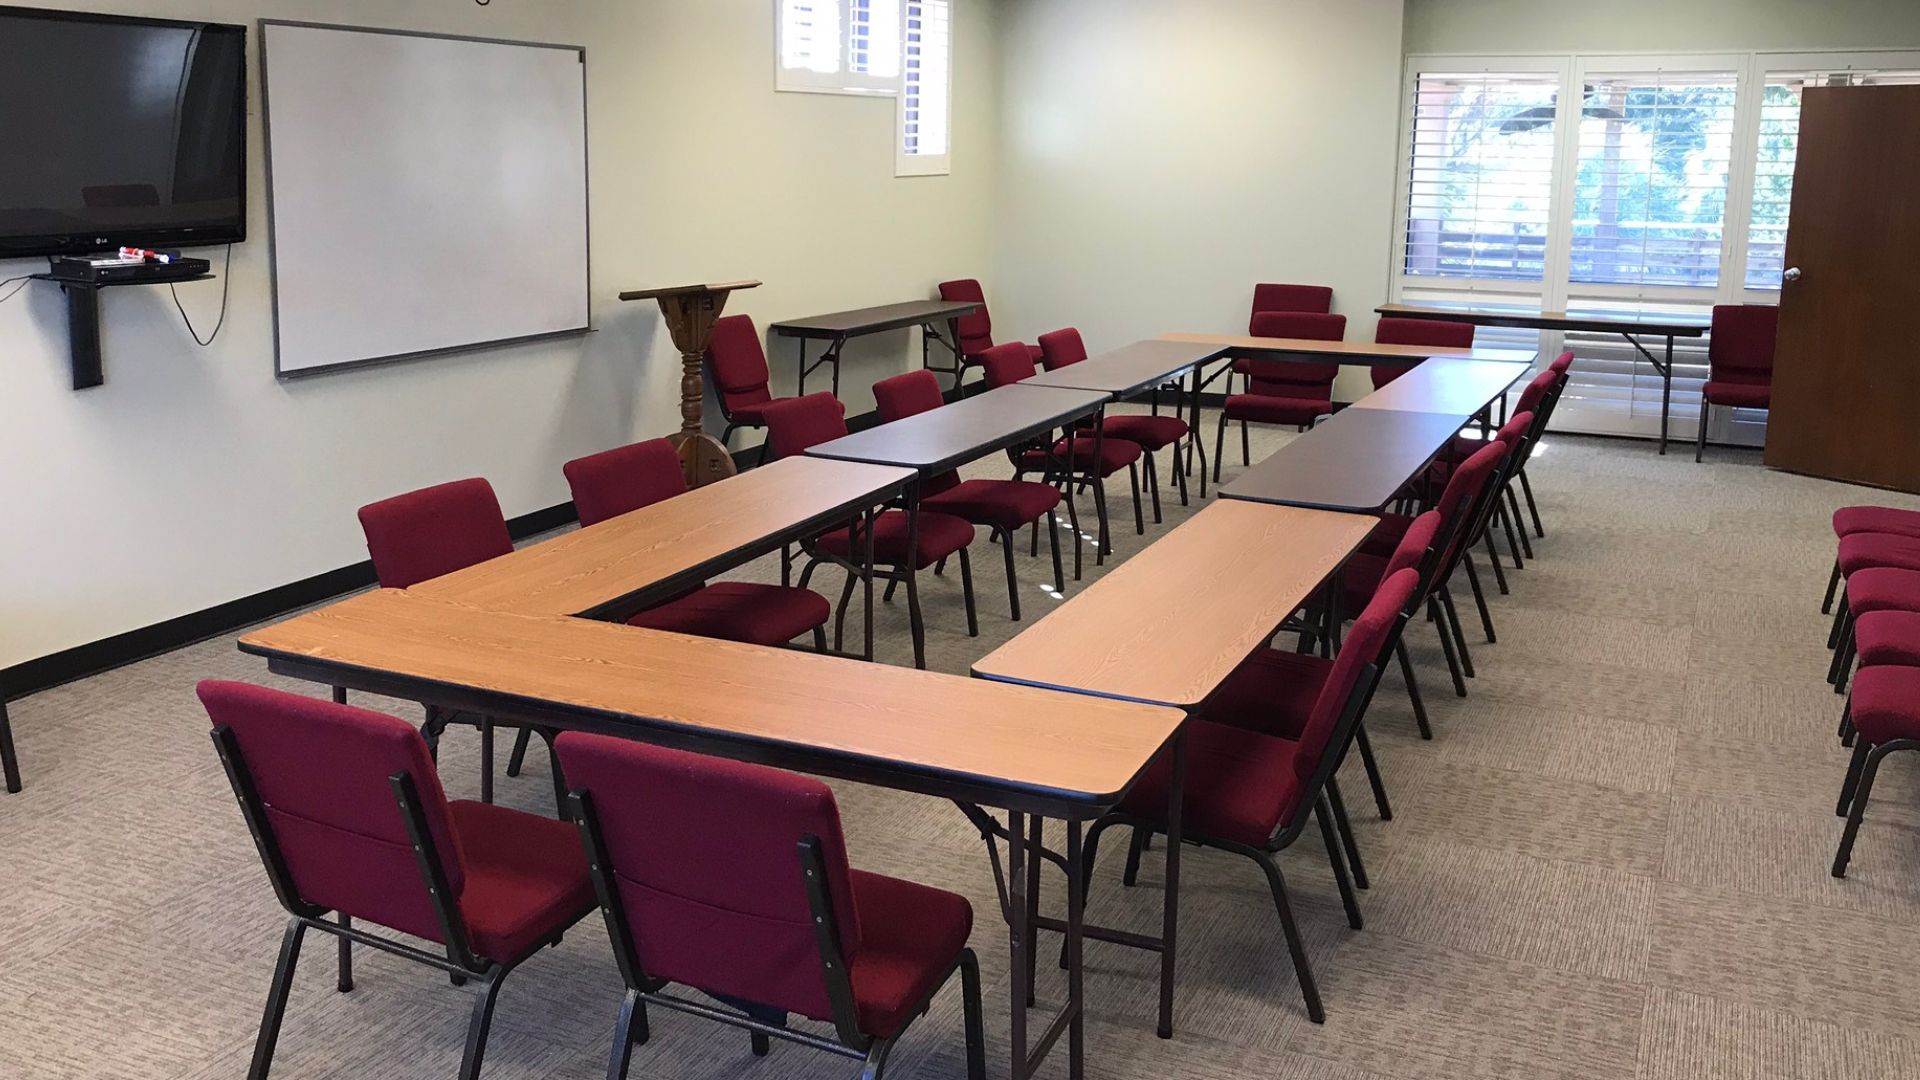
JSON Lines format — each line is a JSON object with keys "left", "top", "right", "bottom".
{"left": 45, "top": 254, "right": 212, "bottom": 285}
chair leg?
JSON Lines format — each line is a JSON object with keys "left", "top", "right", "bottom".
{"left": 1833, "top": 629, "right": 1857, "bottom": 695}
{"left": 336, "top": 914, "right": 353, "bottom": 992}
{"left": 479, "top": 720, "right": 495, "bottom": 805}
{"left": 1172, "top": 440, "right": 1190, "bottom": 506}
{"left": 1828, "top": 595, "right": 1850, "bottom": 650}
{"left": 1462, "top": 552, "right": 1497, "bottom": 644}
{"left": 1129, "top": 462, "right": 1146, "bottom": 535}
{"left": 247, "top": 919, "right": 307, "bottom": 1080}
{"left": 1240, "top": 419, "right": 1251, "bottom": 466}
{"left": 751, "top": 1032, "right": 771, "bottom": 1057}
{"left": 1325, "top": 778, "right": 1372, "bottom": 889}
{"left": 540, "top": 729, "right": 568, "bottom": 814}
{"left": 1833, "top": 741, "right": 1911, "bottom": 878}
{"left": 1315, "top": 795, "right": 1365, "bottom": 929}
{"left": 1822, "top": 560, "right": 1842, "bottom": 615}
{"left": 1518, "top": 468, "right": 1545, "bottom": 539}
{"left": 834, "top": 570, "right": 858, "bottom": 653}
{"left": 1827, "top": 611, "right": 1855, "bottom": 686}
{"left": 1695, "top": 400, "right": 1710, "bottom": 463}
{"left": 812, "top": 623, "right": 828, "bottom": 652}
{"left": 1349, "top": 723, "right": 1393, "bottom": 822}
{"left": 1429, "top": 595, "right": 1469, "bottom": 698}
{"left": 1481, "top": 529, "right": 1510, "bottom": 595}
{"left": 456, "top": 966, "right": 507, "bottom": 1080}
{"left": 1121, "top": 825, "right": 1147, "bottom": 886}
{"left": 606, "top": 987, "right": 650, "bottom": 1080}
{"left": 1092, "top": 474, "right": 1113, "bottom": 564}
{"left": 959, "top": 949, "right": 987, "bottom": 1080}
{"left": 958, "top": 547, "right": 979, "bottom": 637}
{"left": 906, "top": 565, "right": 928, "bottom": 670}
{"left": 1250, "top": 850, "right": 1325, "bottom": 1023}
{"left": 1396, "top": 639, "right": 1433, "bottom": 739}
{"left": 1506, "top": 486, "right": 1535, "bottom": 560}
{"left": 1146, "top": 450, "right": 1164, "bottom": 523}
{"left": 1836, "top": 736, "right": 1871, "bottom": 817}
{"left": 1498, "top": 499, "right": 1526, "bottom": 569}
{"left": 1048, "top": 511, "right": 1065, "bottom": 594}
{"left": 1213, "top": 411, "right": 1228, "bottom": 484}
{"left": 1440, "top": 586, "right": 1475, "bottom": 681}
{"left": 999, "top": 528, "right": 1022, "bottom": 621}
{"left": 506, "top": 727, "right": 534, "bottom": 779}
{"left": 0, "top": 697, "right": 20, "bottom": 795}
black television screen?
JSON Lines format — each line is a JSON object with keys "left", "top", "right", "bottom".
{"left": 0, "top": 6, "right": 246, "bottom": 258}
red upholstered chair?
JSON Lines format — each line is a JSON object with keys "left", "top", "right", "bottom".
{"left": 202, "top": 680, "right": 593, "bottom": 1080}
{"left": 761, "top": 392, "right": 978, "bottom": 668}
{"left": 1236, "top": 290, "right": 1338, "bottom": 392}
{"left": 1696, "top": 304, "right": 1778, "bottom": 463}
{"left": 1214, "top": 312, "right": 1347, "bottom": 483}
{"left": 938, "top": 279, "right": 1042, "bottom": 390}
{"left": 1823, "top": 507, "right": 1920, "bottom": 614}
{"left": 1831, "top": 664, "right": 1920, "bottom": 878}
{"left": 562, "top": 438, "right": 831, "bottom": 648}
{"left": 706, "top": 315, "right": 807, "bottom": 463}
{"left": 1039, "top": 326, "right": 1191, "bottom": 519}
{"left": 980, "top": 341, "right": 1147, "bottom": 560}
{"left": 1080, "top": 569, "right": 1421, "bottom": 1025}
{"left": 1828, "top": 568, "right": 1920, "bottom": 694}
{"left": 1373, "top": 316, "right": 1475, "bottom": 389}
{"left": 556, "top": 734, "right": 985, "bottom": 1080}
{"left": 872, "top": 370, "right": 1064, "bottom": 615}
{"left": 359, "top": 479, "right": 553, "bottom": 805}
{"left": 1828, "top": 544, "right": 1920, "bottom": 690}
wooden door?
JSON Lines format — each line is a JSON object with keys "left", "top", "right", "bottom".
{"left": 1765, "top": 85, "right": 1920, "bottom": 492}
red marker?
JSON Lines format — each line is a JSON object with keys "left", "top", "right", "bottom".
{"left": 119, "top": 246, "right": 174, "bottom": 264}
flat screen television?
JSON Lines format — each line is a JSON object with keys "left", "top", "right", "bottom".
{"left": 0, "top": 6, "right": 247, "bottom": 258}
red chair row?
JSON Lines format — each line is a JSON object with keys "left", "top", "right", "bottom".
{"left": 1820, "top": 504, "right": 1920, "bottom": 878}
{"left": 203, "top": 681, "right": 983, "bottom": 1080}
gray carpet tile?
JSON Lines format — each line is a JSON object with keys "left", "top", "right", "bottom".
{"left": 5, "top": 411, "right": 1920, "bottom": 1079}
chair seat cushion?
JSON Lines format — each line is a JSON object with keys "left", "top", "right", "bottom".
{"left": 1849, "top": 665, "right": 1920, "bottom": 746}
{"left": 1702, "top": 381, "right": 1771, "bottom": 409}
{"left": 1101, "top": 414, "right": 1189, "bottom": 451}
{"left": 450, "top": 800, "right": 595, "bottom": 965}
{"left": 922, "top": 479, "right": 1060, "bottom": 531}
{"left": 1839, "top": 534, "right": 1920, "bottom": 577}
{"left": 626, "top": 583, "right": 829, "bottom": 646}
{"left": 1018, "top": 436, "right": 1144, "bottom": 478}
{"left": 816, "top": 509, "right": 975, "bottom": 570}
{"left": 1834, "top": 506, "right": 1920, "bottom": 541}
{"left": 1201, "top": 649, "right": 1330, "bottom": 739}
{"left": 847, "top": 869, "right": 973, "bottom": 1038}
{"left": 1223, "top": 392, "right": 1328, "bottom": 426}
{"left": 1846, "top": 568, "right": 1920, "bottom": 615}
{"left": 1854, "top": 611, "right": 1920, "bottom": 668}
{"left": 1119, "top": 721, "right": 1302, "bottom": 849}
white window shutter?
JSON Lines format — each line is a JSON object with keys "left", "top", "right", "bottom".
{"left": 897, "top": 0, "right": 953, "bottom": 176}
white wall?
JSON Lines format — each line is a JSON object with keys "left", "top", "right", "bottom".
{"left": 1404, "top": 0, "right": 1920, "bottom": 54}
{"left": 0, "top": 0, "right": 999, "bottom": 668}
{"left": 990, "top": 0, "right": 1408, "bottom": 401}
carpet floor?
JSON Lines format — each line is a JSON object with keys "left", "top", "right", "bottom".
{"left": 5, "top": 411, "right": 1919, "bottom": 1080}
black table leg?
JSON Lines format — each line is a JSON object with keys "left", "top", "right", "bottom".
{"left": 904, "top": 487, "right": 926, "bottom": 669}
{"left": 863, "top": 506, "right": 877, "bottom": 662}
{"left": 796, "top": 339, "right": 810, "bottom": 396}
{"left": 1, "top": 695, "right": 21, "bottom": 794}
{"left": 1659, "top": 333, "right": 1675, "bottom": 455}
{"left": 1158, "top": 731, "right": 1184, "bottom": 1038}
{"left": 1006, "top": 810, "right": 1030, "bottom": 1079}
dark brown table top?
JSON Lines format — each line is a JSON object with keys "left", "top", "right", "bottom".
{"left": 1160, "top": 332, "right": 1534, "bottom": 366}
{"left": 805, "top": 384, "right": 1108, "bottom": 474}
{"left": 1220, "top": 408, "right": 1470, "bottom": 513}
{"left": 1020, "top": 339, "right": 1227, "bottom": 398}
{"left": 1376, "top": 303, "right": 1710, "bottom": 337}
{"left": 1348, "top": 357, "right": 1534, "bottom": 419}
{"left": 770, "top": 300, "right": 980, "bottom": 338}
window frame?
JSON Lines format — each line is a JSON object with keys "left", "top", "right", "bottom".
{"left": 895, "top": 0, "right": 954, "bottom": 177}
{"left": 775, "top": 0, "right": 903, "bottom": 97}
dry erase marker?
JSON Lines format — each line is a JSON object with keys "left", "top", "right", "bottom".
{"left": 119, "top": 246, "right": 173, "bottom": 264}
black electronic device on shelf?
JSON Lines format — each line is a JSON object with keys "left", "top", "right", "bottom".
{"left": 46, "top": 253, "right": 213, "bottom": 286}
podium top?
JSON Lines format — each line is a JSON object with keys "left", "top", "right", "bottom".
{"left": 618, "top": 280, "right": 762, "bottom": 302}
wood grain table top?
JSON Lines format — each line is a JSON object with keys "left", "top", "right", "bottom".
{"left": 805, "top": 384, "right": 1108, "bottom": 473}
{"left": 1347, "top": 356, "right": 1535, "bottom": 418}
{"left": 410, "top": 456, "right": 914, "bottom": 619}
{"left": 1220, "top": 409, "right": 1469, "bottom": 514}
{"left": 770, "top": 300, "right": 979, "bottom": 337}
{"left": 1019, "top": 340, "right": 1226, "bottom": 398}
{"left": 972, "top": 500, "right": 1375, "bottom": 709}
{"left": 240, "top": 590, "right": 1185, "bottom": 809}
{"left": 1375, "top": 302, "right": 1710, "bottom": 337}
{"left": 1159, "top": 331, "right": 1535, "bottom": 366}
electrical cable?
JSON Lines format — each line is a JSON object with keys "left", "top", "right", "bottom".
{"left": 0, "top": 274, "right": 32, "bottom": 306}
{"left": 169, "top": 243, "right": 233, "bottom": 347}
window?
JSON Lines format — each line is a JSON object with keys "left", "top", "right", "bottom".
{"left": 776, "top": 0, "right": 901, "bottom": 94}
{"left": 1747, "top": 66, "right": 1920, "bottom": 289}
{"left": 1402, "top": 71, "right": 1559, "bottom": 286}
{"left": 897, "top": 0, "right": 953, "bottom": 176}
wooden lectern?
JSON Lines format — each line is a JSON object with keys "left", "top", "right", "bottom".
{"left": 619, "top": 280, "right": 762, "bottom": 488}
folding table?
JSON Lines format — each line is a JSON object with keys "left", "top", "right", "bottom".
{"left": 771, "top": 299, "right": 980, "bottom": 396}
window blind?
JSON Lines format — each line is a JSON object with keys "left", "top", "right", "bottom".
{"left": 777, "top": 0, "right": 901, "bottom": 94}
{"left": 898, "top": 0, "right": 952, "bottom": 174}
{"left": 1402, "top": 72, "right": 1559, "bottom": 286}
{"left": 1568, "top": 70, "right": 1736, "bottom": 291}
{"left": 780, "top": 0, "right": 840, "bottom": 77}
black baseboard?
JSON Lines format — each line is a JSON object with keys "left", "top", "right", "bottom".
{"left": 1, "top": 500, "right": 580, "bottom": 701}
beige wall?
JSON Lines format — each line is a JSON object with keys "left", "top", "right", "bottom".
{"left": 0, "top": 0, "right": 999, "bottom": 666}
{"left": 1405, "top": 0, "right": 1920, "bottom": 54}
{"left": 989, "top": 0, "right": 1408, "bottom": 402}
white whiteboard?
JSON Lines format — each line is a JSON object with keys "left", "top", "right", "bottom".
{"left": 261, "top": 23, "right": 590, "bottom": 375}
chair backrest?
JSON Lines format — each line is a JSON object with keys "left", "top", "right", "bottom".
{"left": 939, "top": 279, "right": 994, "bottom": 357}
{"left": 872, "top": 369, "right": 947, "bottom": 423}
{"left": 761, "top": 392, "right": 849, "bottom": 459}
{"left": 1386, "top": 509, "right": 1444, "bottom": 587}
{"left": 980, "top": 340, "right": 1038, "bottom": 389}
{"left": 358, "top": 478, "right": 513, "bottom": 590}
{"left": 564, "top": 439, "right": 688, "bottom": 529}
{"left": 1432, "top": 440, "right": 1511, "bottom": 571}
{"left": 1037, "top": 327, "right": 1088, "bottom": 371}
{"left": 1515, "top": 369, "right": 1557, "bottom": 416}
{"left": 1246, "top": 312, "right": 1347, "bottom": 388}
{"left": 1708, "top": 304, "right": 1778, "bottom": 385}
{"left": 705, "top": 315, "right": 775, "bottom": 415}
{"left": 1373, "top": 317, "right": 1475, "bottom": 389}
{"left": 201, "top": 680, "right": 465, "bottom": 945}
{"left": 1548, "top": 349, "right": 1574, "bottom": 376}
{"left": 1291, "top": 569, "right": 1418, "bottom": 790}
{"left": 1250, "top": 283, "right": 1334, "bottom": 324}
{"left": 555, "top": 733, "right": 863, "bottom": 1026}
